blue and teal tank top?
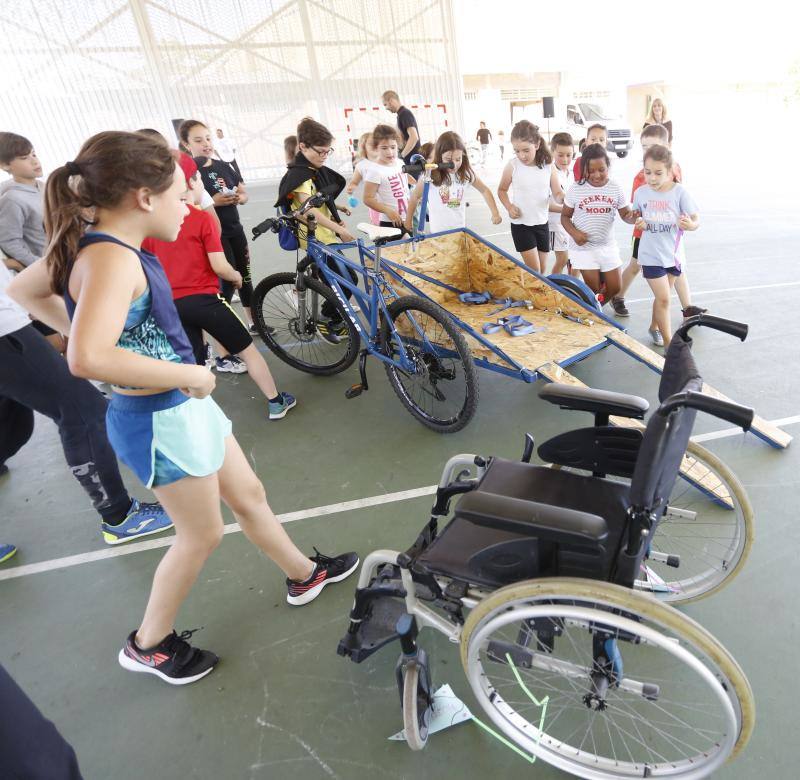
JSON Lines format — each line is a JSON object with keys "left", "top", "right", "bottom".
{"left": 63, "top": 232, "right": 195, "bottom": 365}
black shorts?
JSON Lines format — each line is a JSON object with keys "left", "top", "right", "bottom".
{"left": 631, "top": 236, "right": 641, "bottom": 260}
{"left": 510, "top": 222, "right": 550, "bottom": 253}
{"left": 31, "top": 319, "right": 57, "bottom": 337}
{"left": 174, "top": 293, "right": 252, "bottom": 364}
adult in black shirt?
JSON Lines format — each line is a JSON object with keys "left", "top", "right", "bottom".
{"left": 476, "top": 122, "right": 492, "bottom": 145}
{"left": 382, "top": 90, "right": 421, "bottom": 164}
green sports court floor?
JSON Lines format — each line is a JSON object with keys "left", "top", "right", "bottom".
{"left": 2, "top": 153, "right": 799, "bottom": 778}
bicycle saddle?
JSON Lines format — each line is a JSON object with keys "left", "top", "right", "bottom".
{"left": 357, "top": 222, "right": 402, "bottom": 242}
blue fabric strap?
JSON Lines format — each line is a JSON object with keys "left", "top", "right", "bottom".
{"left": 459, "top": 291, "right": 492, "bottom": 304}
{"left": 482, "top": 315, "right": 541, "bottom": 337}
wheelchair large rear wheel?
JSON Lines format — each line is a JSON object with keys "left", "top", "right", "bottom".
{"left": 251, "top": 272, "right": 359, "bottom": 376}
{"left": 551, "top": 440, "right": 753, "bottom": 605}
{"left": 461, "top": 578, "right": 754, "bottom": 779}
{"left": 381, "top": 296, "right": 479, "bottom": 433}
{"left": 635, "top": 441, "right": 753, "bottom": 605}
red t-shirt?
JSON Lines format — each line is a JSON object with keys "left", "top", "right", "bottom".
{"left": 142, "top": 206, "right": 223, "bottom": 299}
{"left": 631, "top": 162, "right": 683, "bottom": 238}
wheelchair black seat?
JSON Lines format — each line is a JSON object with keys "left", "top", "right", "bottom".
{"left": 416, "top": 457, "right": 631, "bottom": 589}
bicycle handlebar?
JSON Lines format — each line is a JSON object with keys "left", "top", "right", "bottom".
{"left": 402, "top": 161, "right": 455, "bottom": 175}
{"left": 251, "top": 192, "right": 329, "bottom": 240}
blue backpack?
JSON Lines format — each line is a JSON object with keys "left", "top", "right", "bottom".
{"left": 277, "top": 204, "right": 299, "bottom": 251}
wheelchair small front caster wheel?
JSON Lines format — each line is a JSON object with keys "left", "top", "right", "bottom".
{"left": 402, "top": 660, "right": 432, "bottom": 751}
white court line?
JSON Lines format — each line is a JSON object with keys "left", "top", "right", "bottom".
{"left": 0, "top": 485, "right": 437, "bottom": 582}
{"left": 3, "top": 416, "right": 798, "bottom": 583}
{"left": 480, "top": 230, "right": 510, "bottom": 238}
{"left": 692, "top": 414, "right": 800, "bottom": 443}
{"left": 625, "top": 280, "right": 800, "bottom": 305}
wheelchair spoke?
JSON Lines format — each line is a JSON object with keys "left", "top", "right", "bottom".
{"left": 464, "top": 589, "right": 746, "bottom": 778}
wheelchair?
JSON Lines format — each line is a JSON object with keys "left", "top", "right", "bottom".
{"left": 338, "top": 315, "right": 757, "bottom": 778}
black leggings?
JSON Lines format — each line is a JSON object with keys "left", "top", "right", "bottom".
{"left": 0, "top": 325, "right": 131, "bottom": 522}
{"left": 220, "top": 225, "right": 253, "bottom": 307}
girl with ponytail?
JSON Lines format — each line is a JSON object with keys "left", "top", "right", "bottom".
{"left": 8, "top": 131, "right": 358, "bottom": 685}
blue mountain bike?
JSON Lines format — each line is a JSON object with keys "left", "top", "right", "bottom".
{"left": 250, "top": 179, "right": 478, "bottom": 433}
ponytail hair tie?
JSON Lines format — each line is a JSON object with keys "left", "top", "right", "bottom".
{"left": 65, "top": 161, "right": 81, "bottom": 176}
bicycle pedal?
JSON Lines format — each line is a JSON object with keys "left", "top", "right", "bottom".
{"left": 345, "top": 384, "right": 364, "bottom": 399}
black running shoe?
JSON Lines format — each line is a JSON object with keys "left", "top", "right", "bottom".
{"left": 118, "top": 629, "right": 218, "bottom": 685}
{"left": 286, "top": 548, "right": 360, "bottom": 606}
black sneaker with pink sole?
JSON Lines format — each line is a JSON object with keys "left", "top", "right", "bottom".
{"left": 286, "top": 548, "right": 360, "bottom": 606}
{"left": 118, "top": 628, "right": 218, "bottom": 685}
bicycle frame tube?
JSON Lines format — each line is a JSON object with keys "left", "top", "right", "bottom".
{"left": 307, "top": 239, "right": 426, "bottom": 373}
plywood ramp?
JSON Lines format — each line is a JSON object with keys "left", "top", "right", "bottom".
{"left": 607, "top": 330, "right": 792, "bottom": 449}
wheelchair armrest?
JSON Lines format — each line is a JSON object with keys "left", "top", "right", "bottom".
{"left": 456, "top": 490, "right": 608, "bottom": 545}
{"left": 539, "top": 383, "right": 649, "bottom": 420}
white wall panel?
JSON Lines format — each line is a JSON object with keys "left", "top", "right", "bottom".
{"left": 1, "top": 0, "right": 464, "bottom": 180}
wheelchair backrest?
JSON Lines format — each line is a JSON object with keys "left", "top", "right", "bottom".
{"left": 629, "top": 331, "right": 702, "bottom": 515}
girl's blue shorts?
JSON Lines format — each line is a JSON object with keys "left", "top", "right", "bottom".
{"left": 106, "top": 389, "right": 232, "bottom": 488}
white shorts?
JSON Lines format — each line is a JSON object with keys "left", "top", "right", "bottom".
{"left": 549, "top": 225, "right": 568, "bottom": 253}
{"left": 569, "top": 242, "right": 622, "bottom": 272}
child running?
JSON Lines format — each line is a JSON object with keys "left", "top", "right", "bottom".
{"left": 8, "top": 131, "right": 358, "bottom": 684}
{"left": 363, "top": 124, "right": 411, "bottom": 228}
{"left": 142, "top": 153, "right": 296, "bottom": 419}
{"left": 547, "top": 132, "right": 575, "bottom": 275}
{"left": 573, "top": 124, "right": 609, "bottom": 180}
{"left": 179, "top": 120, "right": 255, "bottom": 338}
{"left": 611, "top": 123, "right": 706, "bottom": 324}
{"left": 497, "top": 120, "right": 563, "bottom": 272}
{"left": 560, "top": 144, "right": 639, "bottom": 304}
{"left": 632, "top": 144, "right": 700, "bottom": 347}
{"left": 405, "top": 131, "right": 501, "bottom": 233}
{"left": 345, "top": 132, "right": 382, "bottom": 225}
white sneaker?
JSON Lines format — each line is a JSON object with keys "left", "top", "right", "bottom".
{"left": 214, "top": 355, "right": 248, "bottom": 374}
{"left": 648, "top": 328, "right": 664, "bottom": 347}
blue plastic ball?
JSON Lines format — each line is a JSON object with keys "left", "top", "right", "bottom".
{"left": 347, "top": 196, "right": 359, "bottom": 208}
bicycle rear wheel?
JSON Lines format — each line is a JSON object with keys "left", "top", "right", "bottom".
{"left": 380, "top": 296, "right": 478, "bottom": 433}
{"left": 251, "top": 272, "right": 359, "bottom": 376}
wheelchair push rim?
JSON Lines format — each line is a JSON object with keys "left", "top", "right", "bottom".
{"left": 461, "top": 578, "right": 754, "bottom": 779}
{"left": 634, "top": 441, "right": 754, "bottom": 605}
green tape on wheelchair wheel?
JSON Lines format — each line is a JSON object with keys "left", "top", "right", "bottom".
{"left": 471, "top": 653, "right": 549, "bottom": 764}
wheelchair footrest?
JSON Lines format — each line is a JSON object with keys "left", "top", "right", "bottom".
{"left": 338, "top": 595, "right": 409, "bottom": 664}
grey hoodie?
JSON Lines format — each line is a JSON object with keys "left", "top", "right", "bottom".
{"left": 0, "top": 179, "right": 46, "bottom": 267}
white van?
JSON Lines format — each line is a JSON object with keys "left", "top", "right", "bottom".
{"left": 563, "top": 102, "right": 633, "bottom": 158}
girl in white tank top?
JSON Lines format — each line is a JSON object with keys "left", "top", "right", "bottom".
{"left": 497, "top": 120, "right": 563, "bottom": 272}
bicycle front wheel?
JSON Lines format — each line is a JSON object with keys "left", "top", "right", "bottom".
{"left": 380, "top": 296, "right": 478, "bottom": 433}
{"left": 251, "top": 272, "right": 359, "bottom": 376}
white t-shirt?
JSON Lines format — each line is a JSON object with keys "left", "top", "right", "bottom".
{"left": 365, "top": 160, "right": 410, "bottom": 220}
{"left": 0, "top": 262, "right": 31, "bottom": 337}
{"left": 425, "top": 175, "right": 470, "bottom": 233}
{"left": 353, "top": 159, "right": 382, "bottom": 225}
{"left": 214, "top": 137, "right": 236, "bottom": 163}
{"left": 548, "top": 163, "right": 573, "bottom": 229}
{"left": 508, "top": 157, "right": 552, "bottom": 227}
{"left": 563, "top": 179, "right": 628, "bottom": 249}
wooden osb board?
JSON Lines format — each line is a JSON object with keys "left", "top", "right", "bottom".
{"left": 607, "top": 330, "right": 792, "bottom": 449}
{"left": 382, "top": 231, "right": 618, "bottom": 372}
